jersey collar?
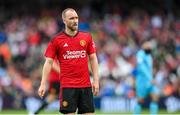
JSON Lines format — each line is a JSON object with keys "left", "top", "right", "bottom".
{"left": 63, "top": 30, "right": 79, "bottom": 38}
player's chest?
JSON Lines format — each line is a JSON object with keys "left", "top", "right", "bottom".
{"left": 58, "top": 38, "right": 88, "bottom": 51}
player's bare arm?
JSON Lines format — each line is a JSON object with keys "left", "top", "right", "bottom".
{"left": 38, "top": 57, "right": 54, "bottom": 98}
{"left": 52, "top": 61, "right": 60, "bottom": 74}
{"left": 89, "top": 53, "right": 99, "bottom": 96}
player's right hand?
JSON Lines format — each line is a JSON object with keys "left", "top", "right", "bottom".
{"left": 38, "top": 83, "right": 46, "bottom": 98}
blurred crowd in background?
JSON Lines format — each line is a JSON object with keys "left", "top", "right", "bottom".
{"left": 0, "top": 0, "right": 179, "bottom": 111}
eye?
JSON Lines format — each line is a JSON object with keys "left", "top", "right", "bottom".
{"left": 69, "top": 17, "right": 78, "bottom": 20}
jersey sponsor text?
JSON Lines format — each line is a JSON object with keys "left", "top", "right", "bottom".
{"left": 63, "top": 50, "right": 86, "bottom": 59}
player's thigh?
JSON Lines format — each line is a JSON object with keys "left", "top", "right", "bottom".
{"left": 60, "top": 88, "right": 78, "bottom": 114}
{"left": 78, "top": 87, "right": 95, "bottom": 114}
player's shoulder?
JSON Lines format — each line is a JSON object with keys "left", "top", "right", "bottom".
{"left": 78, "top": 30, "right": 91, "bottom": 36}
{"left": 50, "top": 31, "right": 65, "bottom": 42}
{"left": 53, "top": 31, "right": 65, "bottom": 39}
{"left": 78, "top": 31, "right": 92, "bottom": 41}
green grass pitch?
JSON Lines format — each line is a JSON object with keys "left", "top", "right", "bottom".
{"left": 0, "top": 109, "right": 180, "bottom": 114}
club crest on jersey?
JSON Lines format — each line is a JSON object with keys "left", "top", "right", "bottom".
{"left": 80, "top": 40, "right": 86, "bottom": 47}
{"left": 62, "top": 100, "right": 68, "bottom": 107}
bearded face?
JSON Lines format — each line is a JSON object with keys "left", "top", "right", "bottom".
{"left": 66, "top": 19, "right": 78, "bottom": 31}
{"left": 63, "top": 10, "right": 79, "bottom": 31}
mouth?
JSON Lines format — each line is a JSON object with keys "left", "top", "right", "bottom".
{"left": 73, "top": 23, "right": 78, "bottom": 26}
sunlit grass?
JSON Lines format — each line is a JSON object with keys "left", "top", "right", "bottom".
{"left": 0, "top": 109, "right": 179, "bottom": 114}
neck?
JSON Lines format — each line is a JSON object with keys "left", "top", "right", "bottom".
{"left": 65, "top": 28, "right": 78, "bottom": 37}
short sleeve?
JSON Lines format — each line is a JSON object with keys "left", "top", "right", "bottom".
{"left": 44, "top": 39, "right": 57, "bottom": 59}
{"left": 87, "top": 33, "right": 96, "bottom": 55}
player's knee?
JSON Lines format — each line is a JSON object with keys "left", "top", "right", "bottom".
{"left": 152, "top": 96, "right": 159, "bottom": 102}
{"left": 151, "top": 94, "right": 159, "bottom": 102}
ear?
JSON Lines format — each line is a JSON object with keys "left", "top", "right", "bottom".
{"left": 62, "top": 18, "right": 66, "bottom": 24}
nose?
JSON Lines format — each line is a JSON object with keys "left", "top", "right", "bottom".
{"left": 74, "top": 18, "right": 78, "bottom": 23}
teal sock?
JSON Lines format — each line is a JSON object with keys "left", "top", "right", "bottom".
{"left": 150, "top": 102, "right": 158, "bottom": 115}
{"left": 134, "top": 102, "right": 142, "bottom": 115}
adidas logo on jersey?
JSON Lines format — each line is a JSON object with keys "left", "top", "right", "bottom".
{"left": 63, "top": 43, "right": 68, "bottom": 47}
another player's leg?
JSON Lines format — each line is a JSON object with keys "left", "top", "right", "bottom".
{"left": 34, "top": 93, "right": 56, "bottom": 114}
{"left": 150, "top": 86, "right": 159, "bottom": 115}
{"left": 34, "top": 82, "right": 59, "bottom": 114}
{"left": 150, "top": 94, "right": 159, "bottom": 115}
{"left": 134, "top": 98, "right": 144, "bottom": 114}
{"left": 134, "top": 84, "right": 147, "bottom": 115}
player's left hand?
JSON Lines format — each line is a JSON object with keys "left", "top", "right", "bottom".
{"left": 92, "top": 80, "right": 99, "bottom": 96}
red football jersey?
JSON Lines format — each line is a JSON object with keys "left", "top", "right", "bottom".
{"left": 44, "top": 31, "right": 96, "bottom": 88}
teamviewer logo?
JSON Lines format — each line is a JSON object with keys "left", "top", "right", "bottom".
{"left": 63, "top": 50, "right": 86, "bottom": 59}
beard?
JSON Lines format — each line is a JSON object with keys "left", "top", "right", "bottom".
{"left": 67, "top": 23, "right": 78, "bottom": 31}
